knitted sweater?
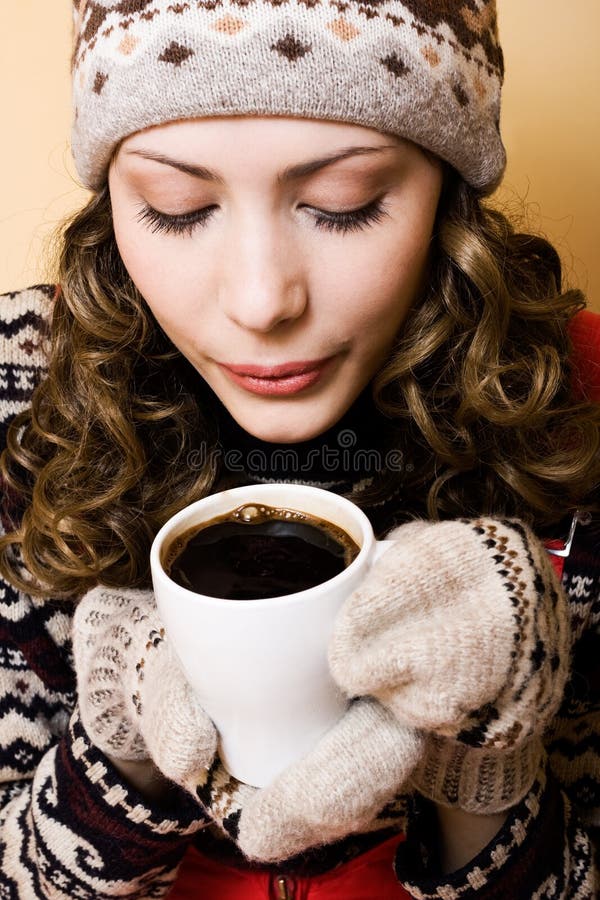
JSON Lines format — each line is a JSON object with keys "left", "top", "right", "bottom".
{"left": 0, "top": 284, "right": 598, "bottom": 899}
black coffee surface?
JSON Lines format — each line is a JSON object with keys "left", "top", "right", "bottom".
{"left": 165, "top": 504, "right": 360, "bottom": 600}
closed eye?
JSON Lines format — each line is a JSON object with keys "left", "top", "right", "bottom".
{"left": 135, "top": 204, "right": 216, "bottom": 236}
{"left": 310, "top": 198, "right": 389, "bottom": 233}
{"left": 135, "top": 197, "right": 390, "bottom": 237}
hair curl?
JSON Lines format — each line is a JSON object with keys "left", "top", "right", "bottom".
{"left": 367, "top": 175, "right": 600, "bottom": 521}
{"left": 1, "top": 173, "right": 598, "bottom": 599}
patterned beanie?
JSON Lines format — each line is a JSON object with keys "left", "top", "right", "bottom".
{"left": 71, "top": 0, "right": 506, "bottom": 194}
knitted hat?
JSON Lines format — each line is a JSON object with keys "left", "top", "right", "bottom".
{"left": 71, "top": 0, "right": 506, "bottom": 193}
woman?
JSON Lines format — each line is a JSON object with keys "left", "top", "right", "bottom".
{"left": 0, "top": 1, "right": 599, "bottom": 896}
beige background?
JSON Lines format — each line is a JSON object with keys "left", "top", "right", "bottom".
{"left": 1, "top": 1, "right": 598, "bottom": 311}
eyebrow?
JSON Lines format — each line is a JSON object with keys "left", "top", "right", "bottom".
{"left": 125, "top": 144, "right": 400, "bottom": 183}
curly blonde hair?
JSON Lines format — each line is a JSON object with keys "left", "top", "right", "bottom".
{"left": 1, "top": 173, "right": 598, "bottom": 599}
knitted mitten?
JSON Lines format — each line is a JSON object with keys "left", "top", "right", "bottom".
{"left": 409, "top": 733, "right": 545, "bottom": 813}
{"left": 329, "top": 517, "right": 572, "bottom": 812}
{"left": 73, "top": 586, "right": 218, "bottom": 793}
{"left": 197, "top": 698, "right": 423, "bottom": 863}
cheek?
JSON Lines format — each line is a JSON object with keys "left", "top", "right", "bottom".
{"left": 112, "top": 218, "right": 204, "bottom": 328}
{"left": 320, "top": 237, "right": 429, "bottom": 340}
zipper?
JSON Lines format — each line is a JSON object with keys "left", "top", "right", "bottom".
{"left": 275, "top": 875, "right": 293, "bottom": 899}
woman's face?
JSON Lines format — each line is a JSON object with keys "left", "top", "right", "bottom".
{"left": 109, "top": 116, "right": 443, "bottom": 442}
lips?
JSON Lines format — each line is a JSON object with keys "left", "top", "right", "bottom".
{"left": 222, "top": 358, "right": 333, "bottom": 378}
{"left": 218, "top": 356, "right": 336, "bottom": 396}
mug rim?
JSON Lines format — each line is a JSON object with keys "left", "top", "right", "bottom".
{"left": 150, "top": 483, "right": 375, "bottom": 609}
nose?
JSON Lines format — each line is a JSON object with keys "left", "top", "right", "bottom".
{"left": 218, "top": 216, "right": 308, "bottom": 333}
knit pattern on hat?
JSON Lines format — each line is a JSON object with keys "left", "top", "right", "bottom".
{"left": 71, "top": 0, "right": 505, "bottom": 192}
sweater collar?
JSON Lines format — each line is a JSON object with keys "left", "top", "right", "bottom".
{"left": 207, "top": 386, "right": 395, "bottom": 489}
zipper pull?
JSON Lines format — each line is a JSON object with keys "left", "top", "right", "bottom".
{"left": 276, "top": 875, "right": 293, "bottom": 899}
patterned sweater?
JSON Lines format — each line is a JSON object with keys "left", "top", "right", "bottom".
{"left": 0, "top": 285, "right": 599, "bottom": 899}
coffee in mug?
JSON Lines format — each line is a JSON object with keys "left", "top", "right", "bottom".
{"left": 164, "top": 503, "right": 360, "bottom": 600}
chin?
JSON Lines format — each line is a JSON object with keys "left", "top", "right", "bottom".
{"left": 241, "top": 422, "right": 324, "bottom": 444}
{"left": 234, "top": 406, "right": 344, "bottom": 444}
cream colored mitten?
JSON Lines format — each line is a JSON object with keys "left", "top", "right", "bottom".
{"left": 197, "top": 698, "right": 423, "bottom": 863}
{"left": 329, "top": 517, "right": 572, "bottom": 812}
{"left": 409, "top": 732, "right": 545, "bottom": 813}
{"left": 73, "top": 586, "right": 218, "bottom": 794}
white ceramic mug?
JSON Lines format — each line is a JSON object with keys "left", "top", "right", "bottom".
{"left": 150, "top": 483, "right": 393, "bottom": 787}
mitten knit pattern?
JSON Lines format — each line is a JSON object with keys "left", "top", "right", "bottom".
{"left": 409, "top": 733, "right": 546, "bottom": 814}
{"left": 74, "top": 588, "right": 153, "bottom": 760}
{"left": 196, "top": 699, "right": 422, "bottom": 863}
{"left": 330, "top": 517, "right": 572, "bottom": 751}
{"left": 73, "top": 586, "right": 218, "bottom": 791}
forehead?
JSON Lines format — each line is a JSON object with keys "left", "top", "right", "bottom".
{"left": 120, "top": 116, "right": 402, "bottom": 157}
{"left": 114, "top": 116, "right": 412, "bottom": 187}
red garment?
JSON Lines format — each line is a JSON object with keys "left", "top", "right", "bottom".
{"left": 171, "top": 834, "right": 411, "bottom": 899}
{"left": 544, "top": 309, "right": 600, "bottom": 578}
{"left": 545, "top": 544, "right": 566, "bottom": 579}
{"left": 569, "top": 309, "right": 600, "bottom": 402}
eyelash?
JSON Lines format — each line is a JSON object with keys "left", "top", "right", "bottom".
{"left": 135, "top": 198, "right": 389, "bottom": 237}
